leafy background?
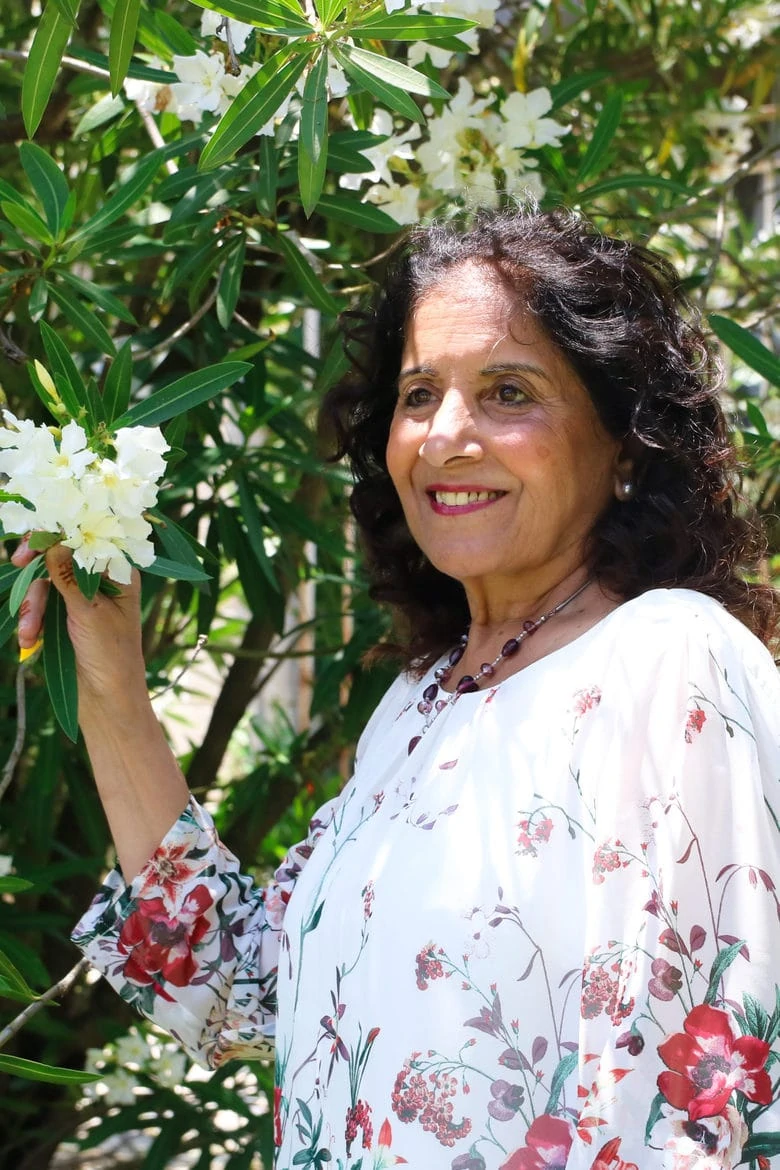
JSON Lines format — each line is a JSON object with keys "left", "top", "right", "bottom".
{"left": 0, "top": 0, "right": 777, "bottom": 1165}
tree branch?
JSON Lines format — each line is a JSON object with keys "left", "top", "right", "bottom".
{"left": 0, "top": 959, "right": 90, "bottom": 1050}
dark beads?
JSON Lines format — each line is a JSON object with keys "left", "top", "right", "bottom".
{"left": 501, "top": 637, "right": 520, "bottom": 657}
{"left": 455, "top": 674, "right": 479, "bottom": 695}
{"left": 408, "top": 735, "right": 421, "bottom": 754}
{"left": 480, "top": 662, "right": 495, "bottom": 677}
{"left": 449, "top": 645, "right": 465, "bottom": 667}
{"left": 523, "top": 619, "right": 537, "bottom": 632}
{"left": 423, "top": 683, "right": 439, "bottom": 702}
{"left": 434, "top": 667, "right": 447, "bottom": 682}
{"left": 435, "top": 699, "right": 448, "bottom": 712}
{"left": 417, "top": 700, "right": 432, "bottom": 715}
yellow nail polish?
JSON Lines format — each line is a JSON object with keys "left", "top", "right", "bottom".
{"left": 19, "top": 638, "right": 43, "bottom": 663}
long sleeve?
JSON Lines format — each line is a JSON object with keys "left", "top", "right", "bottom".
{"left": 561, "top": 600, "right": 780, "bottom": 1167}
{"left": 72, "top": 793, "right": 339, "bottom": 1068}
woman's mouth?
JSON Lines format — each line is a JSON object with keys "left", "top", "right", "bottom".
{"left": 428, "top": 489, "right": 506, "bottom": 515}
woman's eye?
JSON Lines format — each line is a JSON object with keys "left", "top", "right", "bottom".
{"left": 495, "top": 383, "right": 528, "bottom": 405}
{"left": 402, "top": 386, "right": 432, "bottom": 407}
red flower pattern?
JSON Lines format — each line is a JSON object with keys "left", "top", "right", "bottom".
{"left": 589, "top": 1138, "right": 638, "bottom": 1169}
{"left": 657, "top": 1004, "right": 772, "bottom": 1121}
{"left": 499, "top": 1114, "right": 574, "bottom": 1169}
{"left": 684, "top": 708, "right": 707, "bottom": 743}
{"left": 118, "top": 884, "right": 213, "bottom": 988}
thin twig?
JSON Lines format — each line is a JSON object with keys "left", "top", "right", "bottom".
{"left": 0, "top": 958, "right": 90, "bottom": 1050}
{"left": 217, "top": 19, "right": 241, "bottom": 76}
{"left": 0, "top": 49, "right": 111, "bottom": 80}
{"left": 0, "top": 664, "right": 27, "bottom": 805}
{"left": 134, "top": 103, "right": 178, "bottom": 176}
{"left": 150, "top": 634, "right": 208, "bottom": 700}
{"left": 134, "top": 285, "right": 219, "bottom": 360}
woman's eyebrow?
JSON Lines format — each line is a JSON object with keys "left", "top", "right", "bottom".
{"left": 480, "top": 361, "right": 552, "bottom": 382}
{"left": 398, "top": 363, "right": 437, "bottom": 380}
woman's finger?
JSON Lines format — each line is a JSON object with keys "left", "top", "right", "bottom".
{"left": 18, "top": 577, "right": 49, "bottom": 649}
{"left": 10, "top": 535, "right": 37, "bottom": 568}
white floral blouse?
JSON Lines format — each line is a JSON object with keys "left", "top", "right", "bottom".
{"left": 73, "top": 589, "right": 780, "bottom": 1170}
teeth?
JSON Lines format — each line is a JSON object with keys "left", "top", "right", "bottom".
{"left": 434, "top": 490, "right": 500, "bottom": 506}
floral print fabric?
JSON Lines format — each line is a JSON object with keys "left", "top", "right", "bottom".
{"left": 73, "top": 590, "right": 780, "bottom": 1169}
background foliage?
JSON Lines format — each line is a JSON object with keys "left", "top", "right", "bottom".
{"left": 0, "top": 0, "right": 777, "bottom": 1165}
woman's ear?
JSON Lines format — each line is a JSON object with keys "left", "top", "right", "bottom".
{"left": 612, "top": 445, "right": 637, "bottom": 503}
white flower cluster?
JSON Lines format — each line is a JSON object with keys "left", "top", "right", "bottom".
{"left": 696, "top": 95, "right": 754, "bottom": 184}
{"left": 348, "top": 80, "right": 569, "bottom": 224}
{"left": 0, "top": 408, "right": 169, "bottom": 585}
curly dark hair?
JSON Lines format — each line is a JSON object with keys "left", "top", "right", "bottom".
{"left": 322, "top": 206, "right": 778, "bottom": 670}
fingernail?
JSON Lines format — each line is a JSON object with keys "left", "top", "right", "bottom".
{"left": 19, "top": 638, "right": 43, "bottom": 663}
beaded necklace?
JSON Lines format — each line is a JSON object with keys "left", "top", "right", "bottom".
{"left": 407, "top": 577, "right": 593, "bottom": 755}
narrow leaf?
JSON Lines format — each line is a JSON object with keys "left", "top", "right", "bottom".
{"left": 216, "top": 236, "right": 247, "bottom": 329}
{"left": 353, "top": 13, "right": 476, "bottom": 40}
{"left": 0, "top": 565, "right": 21, "bottom": 598}
{"left": 43, "top": 588, "right": 79, "bottom": 741}
{"left": 549, "top": 70, "right": 608, "bottom": 112}
{"left": 704, "top": 939, "right": 746, "bottom": 1005}
{"left": 21, "top": 2, "right": 73, "bottom": 139}
{"left": 143, "top": 557, "right": 211, "bottom": 582}
{"left": 338, "top": 43, "right": 449, "bottom": 99}
{"left": 0, "top": 877, "right": 34, "bottom": 894}
{"left": 274, "top": 233, "right": 338, "bottom": 315}
{"left": 332, "top": 45, "right": 423, "bottom": 124}
{"left": 47, "top": 284, "right": 117, "bottom": 354}
{"left": 0, "top": 949, "right": 40, "bottom": 1003}
{"left": 40, "top": 321, "right": 87, "bottom": 403}
{"left": 236, "top": 473, "right": 279, "bottom": 591}
{"left": 0, "top": 605, "right": 16, "bottom": 648}
{"left": 188, "top": 0, "right": 313, "bottom": 34}
{"left": 112, "top": 361, "right": 251, "bottom": 428}
{"left": 102, "top": 340, "right": 133, "bottom": 423}
{"left": 0, "top": 1055, "right": 100, "bottom": 1085}
{"left": 709, "top": 315, "right": 780, "bottom": 387}
{"left": 68, "top": 151, "right": 164, "bottom": 245}
{"left": 19, "top": 143, "right": 70, "bottom": 238}
{"left": 28, "top": 277, "right": 49, "bottom": 322}
{"left": 579, "top": 174, "right": 696, "bottom": 199}
{"left": 109, "top": 0, "right": 142, "bottom": 95}
{"left": 299, "top": 52, "right": 329, "bottom": 218}
{"left": 72, "top": 561, "right": 102, "bottom": 600}
{"left": 60, "top": 272, "right": 137, "bottom": 325}
{"left": 10, "top": 557, "right": 48, "bottom": 618}
{"left": 544, "top": 1051, "right": 578, "bottom": 1115}
{"left": 576, "top": 92, "right": 623, "bottom": 183}
{"left": 1, "top": 201, "right": 54, "bottom": 246}
{"left": 316, "top": 193, "right": 399, "bottom": 234}
{"left": 199, "top": 50, "right": 309, "bottom": 171}
{"left": 150, "top": 511, "right": 214, "bottom": 577}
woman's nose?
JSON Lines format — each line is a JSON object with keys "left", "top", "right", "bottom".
{"left": 418, "top": 391, "right": 482, "bottom": 465}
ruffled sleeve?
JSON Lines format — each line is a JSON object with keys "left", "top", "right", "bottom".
{"left": 72, "top": 793, "right": 339, "bottom": 1068}
{"left": 564, "top": 595, "right": 780, "bottom": 1167}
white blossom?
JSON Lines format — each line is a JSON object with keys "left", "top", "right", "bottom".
{"left": 697, "top": 95, "right": 753, "bottom": 183}
{"left": 501, "top": 88, "right": 569, "bottom": 149}
{"left": 115, "top": 1029, "right": 150, "bottom": 1068}
{"left": 365, "top": 180, "right": 420, "bottom": 225}
{"left": 340, "top": 109, "right": 420, "bottom": 191}
{"left": 101, "top": 1068, "right": 140, "bottom": 1106}
{"left": 725, "top": 2, "right": 780, "bottom": 49}
{"left": 0, "top": 855, "right": 13, "bottom": 878}
{"left": 151, "top": 1046, "right": 188, "bottom": 1087}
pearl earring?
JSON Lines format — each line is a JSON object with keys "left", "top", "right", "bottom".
{"left": 617, "top": 479, "right": 635, "bottom": 501}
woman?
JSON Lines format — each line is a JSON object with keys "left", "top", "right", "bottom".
{"left": 15, "top": 208, "right": 780, "bottom": 1168}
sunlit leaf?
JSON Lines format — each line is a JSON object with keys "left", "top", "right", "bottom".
{"left": 47, "top": 283, "right": 117, "bottom": 354}
{"left": 19, "top": 142, "right": 70, "bottom": 238}
{"left": 710, "top": 315, "right": 780, "bottom": 387}
{"left": 338, "top": 43, "right": 449, "bottom": 99}
{"left": 9, "top": 557, "right": 48, "bottom": 618}
{"left": 188, "top": 0, "right": 313, "bottom": 35}
{"left": 332, "top": 45, "right": 424, "bottom": 123}
{"left": 43, "top": 588, "right": 79, "bottom": 741}
{"left": 112, "top": 362, "right": 252, "bottom": 428}
{"left": 216, "top": 235, "right": 247, "bottom": 329}
{"left": 576, "top": 91, "right": 623, "bottom": 182}
{"left": 109, "top": 0, "right": 141, "bottom": 95}
{"left": 1, "top": 200, "right": 54, "bottom": 246}
{"left": 352, "top": 12, "right": 476, "bottom": 40}
{"left": 0, "top": 1054, "right": 100, "bottom": 1085}
{"left": 21, "top": 1, "right": 74, "bottom": 138}
{"left": 316, "top": 193, "right": 399, "bottom": 234}
{"left": 102, "top": 340, "right": 133, "bottom": 424}
{"left": 274, "top": 233, "right": 338, "bottom": 315}
{"left": 299, "top": 52, "right": 329, "bottom": 218}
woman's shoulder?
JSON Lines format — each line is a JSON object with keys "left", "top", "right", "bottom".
{"left": 606, "top": 587, "right": 778, "bottom": 688}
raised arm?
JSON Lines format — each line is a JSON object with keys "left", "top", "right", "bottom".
{"left": 14, "top": 540, "right": 189, "bottom": 880}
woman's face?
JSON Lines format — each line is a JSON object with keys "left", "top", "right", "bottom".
{"left": 385, "top": 263, "right": 624, "bottom": 603}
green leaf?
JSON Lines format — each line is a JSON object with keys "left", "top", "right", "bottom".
{"left": 0, "top": 604, "right": 16, "bottom": 648}
{"left": 0, "top": 565, "right": 21, "bottom": 598}
{"left": 143, "top": 556, "right": 211, "bottom": 583}
{"left": 43, "top": 588, "right": 79, "bottom": 741}
{"left": 236, "top": 473, "right": 279, "bottom": 592}
{"left": 254, "top": 134, "right": 279, "bottom": 214}
{"left": 316, "top": 193, "right": 399, "bottom": 234}
{"left": 102, "top": 340, "right": 133, "bottom": 423}
{"left": 704, "top": 939, "right": 746, "bottom": 1004}
{"left": 315, "top": 0, "right": 345, "bottom": 22}
{"left": 60, "top": 271, "right": 137, "bottom": 325}
{"left": 109, "top": 0, "right": 141, "bottom": 95}
{"left": 28, "top": 532, "right": 61, "bottom": 552}
{"left": 0, "top": 949, "right": 40, "bottom": 1004}
{"left": 19, "top": 143, "right": 70, "bottom": 238}
{"left": 578, "top": 174, "right": 696, "bottom": 199}
{"left": 40, "top": 321, "right": 88, "bottom": 410}
{"left": 113, "top": 361, "right": 251, "bottom": 428}
{"left": 741, "top": 1132, "right": 780, "bottom": 1160}
{"left": 27, "top": 359, "right": 62, "bottom": 420}
{"left": 549, "top": 70, "right": 608, "bottom": 112}
{"left": 332, "top": 45, "right": 424, "bottom": 124}
{"left": 73, "top": 92, "right": 126, "bottom": 136}
{"left": 576, "top": 91, "right": 623, "bottom": 183}
{"left": 0, "top": 1054, "right": 100, "bottom": 1085}
{"left": 150, "top": 510, "right": 214, "bottom": 576}
{"left": 299, "top": 52, "right": 329, "bottom": 218}
{"left": 1, "top": 200, "right": 55, "bottom": 246}
{"left": 216, "top": 235, "right": 247, "bottom": 329}
{"left": 49, "top": 0, "right": 79, "bottom": 22}
{"left": 644, "top": 1090, "right": 666, "bottom": 1143}
{"left": 745, "top": 400, "right": 770, "bottom": 436}
{"left": 21, "top": 1, "right": 74, "bottom": 139}
{"left": 28, "top": 277, "right": 49, "bottom": 322}
{"left": 10, "top": 557, "right": 48, "bottom": 618}
{"left": 199, "top": 50, "right": 310, "bottom": 171}
{"left": 274, "top": 232, "right": 338, "bottom": 314}
{"left": 709, "top": 315, "right": 780, "bottom": 387}
{"left": 0, "top": 877, "right": 34, "bottom": 895}
{"left": 0, "top": 180, "right": 29, "bottom": 207}
{"left": 338, "top": 43, "right": 449, "bottom": 100}
{"left": 353, "top": 12, "right": 476, "bottom": 40}
{"left": 67, "top": 151, "right": 165, "bottom": 245}
{"left": 47, "top": 283, "right": 117, "bottom": 354}
{"left": 72, "top": 561, "right": 102, "bottom": 600}
{"left": 188, "top": 0, "right": 313, "bottom": 35}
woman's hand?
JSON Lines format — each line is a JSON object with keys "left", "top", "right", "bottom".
{"left": 11, "top": 538, "right": 146, "bottom": 702}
